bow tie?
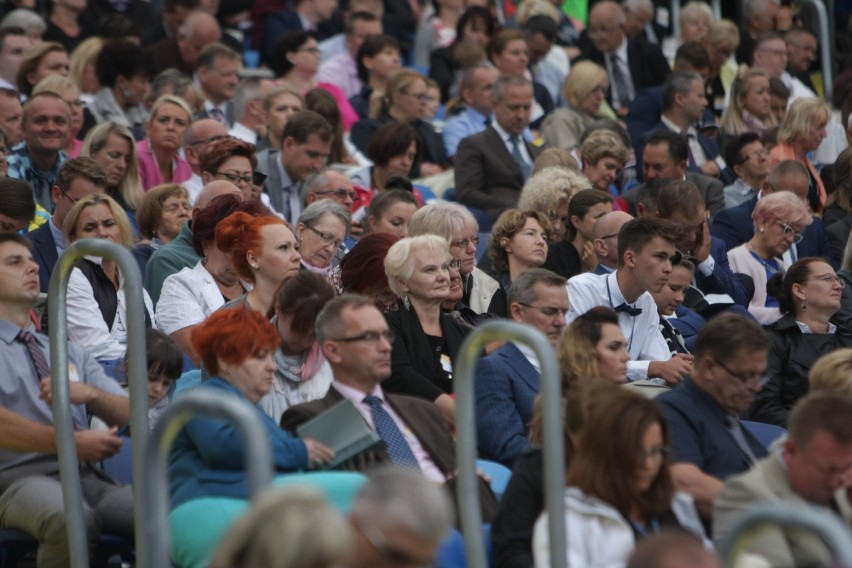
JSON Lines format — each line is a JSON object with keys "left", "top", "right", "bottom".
{"left": 615, "top": 303, "right": 643, "bottom": 317}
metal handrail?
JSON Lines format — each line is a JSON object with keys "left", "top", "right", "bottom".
{"left": 48, "top": 239, "right": 149, "bottom": 568}
{"left": 142, "top": 390, "right": 274, "bottom": 567}
{"left": 453, "top": 321, "right": 565, "bottom": 568}
{"left": 718, "top": 503, "right": 852, "bottom": 566}
{"left": 796, "top": 0, "right": 833, "bottom": 98}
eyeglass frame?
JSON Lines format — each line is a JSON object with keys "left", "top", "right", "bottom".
{"left": 807, "top": 274, "right": 846, "bottom": 288}
{"left": 327, "top": 330, "right": 396, "bottom": 344}
{"left": 516, "top": 302, "right": 569, "bottom": 318}
{"left": 777, "top": 221, "right": 804, "bottom": 244}
{"left": 303, "top": 223, "right": 343, "bottom": 250}
{"left": 215, "top": 171, "right": 253, "bottom": 185}
{"left": 313, "top": 187, "right": 357, "bottom": 201}
{"left": 713, "top": 358, "right": 769, "bottom": 388}
{"left": 449, "top": 236, "right": 480, "bottom": 249}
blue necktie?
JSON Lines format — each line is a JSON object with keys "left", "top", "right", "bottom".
{"left": 363, "top": 395, "right": 420, "bottom": 471}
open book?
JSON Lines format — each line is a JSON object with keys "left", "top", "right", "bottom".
{"left": 296, "top": 400, "right": 382, "bottom": 469}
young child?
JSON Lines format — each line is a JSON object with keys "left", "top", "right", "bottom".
{"left": 144, "top": 328, "right": 184, "bottom": 430}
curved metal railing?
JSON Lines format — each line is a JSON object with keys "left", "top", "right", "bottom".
{"left": 453, "top": 320, "right": 565, "bottom": 568}
{"left": 49, "top": 239, "right": 148, "bottom": 568}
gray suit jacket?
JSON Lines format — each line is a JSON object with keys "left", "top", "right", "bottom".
{"left": 194, "top": 101, "right": 236, "bottom": 129}
{"left": 454, "top": 126, "right": 541, "bottom": 222}
{"left": 622, "top": 172, "right": 725, "bottom": 220}
{"left": 713, "top": 453, "right": 852, "bottom": 567}
{"left": 255, "top": 148, "right": 299, "bottom": 222}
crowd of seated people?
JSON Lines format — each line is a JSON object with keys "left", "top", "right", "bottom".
{"left": 1, "top": 0, "right": 852, "bottom": 565}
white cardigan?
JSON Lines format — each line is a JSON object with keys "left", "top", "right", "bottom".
{"left": 727, "top": 245, "right": 785, "bottom": 325}
{"left": 533, "top": 487, "right": 708, "bottom": 568}
{"left": 156, "top": 261, "right": 226, "bottom": 335}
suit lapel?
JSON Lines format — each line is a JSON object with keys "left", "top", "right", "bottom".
{"left": 499, "top": 342, "right": 540, "bottom": 393}
{"left": 385, "top": 394, "right": 455, "bottom": 475}
{"left": 484, "top": 126, "right": 524, "bottom": 183}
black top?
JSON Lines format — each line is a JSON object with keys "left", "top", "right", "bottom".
{"left": 543, "top": 240, "right": 583, "bottom": 280}
{"left": 491, "top": 448, "right": 545, "bottom": 568}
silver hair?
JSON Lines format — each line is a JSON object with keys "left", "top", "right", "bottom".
{"left": 491, "top": 73, "right": 532, "bottom": 103}
{"left": 508, "top": 268, "right": 566, "bottom": 306}
{"left": 623, "top": 0, "right": 653, "bottom": 15}
{"left": 232, "top": 77, "right": 265, "bottom": 119}
{"left": 408, "top": 201, "right": 479, "bottom": 240}
{"left": 1, "top": 9, "right": 46, "bottom": 34}
{"left": 743, "top": 0, "right": 780, "bottom": 19}
{"left": 384, "top": 234, "right": 450, "bottom": 298}
{"left": 297, "top": 198, "right": 352, "bottom": 237}
{"left": 352, "top": 467, "right": 453, "bottom": 543}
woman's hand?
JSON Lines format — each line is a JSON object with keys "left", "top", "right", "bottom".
{"left": 435, "top": 394, "right": 455, "bottom": 429}
{"left": 581, "top": 241, "right": 598, "bottom": 272}
{"left": 304, "top": 438, "right": 335, "bottom": 469}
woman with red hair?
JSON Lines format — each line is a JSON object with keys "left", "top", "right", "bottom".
{"left": 333, "top": 232, "right": 401, "bottom": 311}
{"left": 216, "top": 211, "right": 302, "bottom": 314}
{"left": 169, "top": 308, "right": 333, "bottom": 507}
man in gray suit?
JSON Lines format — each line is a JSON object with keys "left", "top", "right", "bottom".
{"left": 194, "top": 43, "right": 241, "bottom": 128}
{"left": 623, "top": 130, "right": 725, "bottom": 219}
{"left": 714, "top": 393, "right": 852, "bottom": 567}
{"left": 255, "top": 111, "right": 332, "bottom": 224}
{"left": 455, "top": 74, "right": 540, "bottom": 224}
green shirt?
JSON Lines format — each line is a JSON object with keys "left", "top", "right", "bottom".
{"left": 144, "top": 222, "right": 200, "bottom": 305}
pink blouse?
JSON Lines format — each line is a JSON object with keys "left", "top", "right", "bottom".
{"left": 136, "top": 139, "right": 192, "bottom": 191}
{"left": 318, "top": 82, "right": 359, "bottom": 131}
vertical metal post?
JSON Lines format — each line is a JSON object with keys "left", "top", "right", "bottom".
{"left": 796, "top": 0, "right": 833, "bottom": 98}
{"left": 49, "top": 239, "right": 149, "bottom": 568}
{"left": 453, "top": 321, "right": 566, "bottom": 568}
{"left": 717, "top": 503, "right": 852, "bottom": 566}
{"left": 143, "top": 390, "right": 274, "bottom": 568}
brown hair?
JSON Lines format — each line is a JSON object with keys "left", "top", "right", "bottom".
{"left": 567, "top": 388, "right": 675, "bottom": 520}
{"left": 136, "top": 183, "right": 189, "bottom": 240}
{"left": 488, "top": 209, "right": 553, "bottom": 273}
{"left": 558, "top": 306, "right": 620, "bottom": 390}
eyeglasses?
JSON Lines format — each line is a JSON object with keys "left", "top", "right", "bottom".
{"left": 714, "top": 358, "right": 768, "bottom": 388}
{"left": 314, "top": 187, "right": 357, "bottom": 201}
{"left": 329, "top": 330, "right": 395, "bottom": 344}
{"left": 639, "top": 445, "right": 670, "bottom": 460}
{"left": 58, "top": 186, "right": 78, "bottom": 204}
{"left": 64, "top": 99, "right": 84, "bottom": 109}
{"left": 449, "top": 236, "right": 480, "bottom": 249}
{"left": 599, "top": 233, "right": 619, "bottom": 240}
{"left": 304, "top": 224, "right": 342, "bottom": 249}
{"left": 216, "top": 171, "right": 253, "bottom": 185}
{"left": 739, "top": 148, "right": 768, "bottom": 164}
{"left": 402, "top": 91, "right": 435, "bottom": 103}
{"left": 356, "top": 519, "right": 431, "bottom": 567}
{"left": 448, "top": 258, "right": 462, "bottom": 270}
{"left": 298, "top": 46, "right": 322, "bottom": 54}
{"left": 777, "top": 222, "right": 804, "bottom": 244}
{"left": 808, "top": 274, "right": 846, "bottom": 287}
{"left": 516, "top": 302, "right": 569, "bottom": 318}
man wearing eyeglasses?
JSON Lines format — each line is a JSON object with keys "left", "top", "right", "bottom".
{"left": 655, "top": 181, "right": 750, "bottom": 308}
{"left": 282, "top": 295, "right": 499, "bottom": 521}
{"left": 591, "top": 210, "right": 633, "bottom": 275}
{"left": 303, "top": 168, "right": 361, "bottom": 253}
{"left": 714, "top": 393, "right": 852, "bottom": 566}
{"left": 181, "top": 118, "right": 229, "bottom": 204}
{"left": 474, "top": 269, "right": 567, "bottom": 467}
{"left": 656, "top": 312, "right": 770, "bottom": 520}
{"left": 26, "top": 158, "right": 106, "bottom": 293}
{"left": 751, "top": 34, "right": 816, "bottom": 103}
{"left": 713, "top": 160, "right": 834, "bottom": 267}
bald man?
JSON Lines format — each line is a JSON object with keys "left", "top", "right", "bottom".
{"left": 592, "top": 211, "right": 633, "bottom": 274}
{"left": 580, "top": 0, "right": 669, "bottom": 115}
{"left": 183, "top": 118, "right": 229, "bottom": 203}
{"left": 149, "top": 10, "right": 220, "bottom": 75}
{"left": 144, "top": 180, "right": 242, "bottom": 303}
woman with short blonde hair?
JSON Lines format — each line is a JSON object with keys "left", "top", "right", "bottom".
{"left": 541, "top": 61, "right": 610, "bottom": 151}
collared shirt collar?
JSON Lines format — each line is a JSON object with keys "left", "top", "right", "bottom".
{"left": 796, "top": 320, "right": 837, "bottom": 334}
{"left": 514, "top": 341, "right": 541, "bottom": 372}
{"left": 491, "top": 118, "right": 515, "bottom": 143}
{"left": 332, "top": 380, "right": 383, "bottom": 404}
{"left": 463, "top": 106, "right": 489, "bottom": 125}
{"left": 49, "top": 216, "right": 68, "bottom": 251}
{"left": 607, "top": 270, "right": 629, "bottom": 306}
{"left": 614, "top": 36, "right": 628, "bottom": 61}
{"left": 660, "top": 114, "right": 695, "bottom": 137}
{"left": 0, "top": 319, "right": 40, "bottom": 346}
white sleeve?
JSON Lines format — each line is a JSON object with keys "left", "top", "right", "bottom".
{"left": 156, "top": 270, "right": 209, "bottom": 335}
{"left": 566, "top": 276, "right": 598, "bottom": 323}
{"left": 66, "top": 267, "right": 125, "bottom": 360}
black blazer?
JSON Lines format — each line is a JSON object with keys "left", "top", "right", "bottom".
{"left": 580, "top": 37, "right": 670, "bottom": 107}
{"left": 26, "top": 222, "right": 58, "bottom": 294}
{"left": 383, "top": 301, "right": 470, "bottom": 402}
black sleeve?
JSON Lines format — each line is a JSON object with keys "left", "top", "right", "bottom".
{"left": 382, "top": 309, "right": 446, "bottom": 401}
{"left": 491, "top": 449, "right": 544, "bottom": 568}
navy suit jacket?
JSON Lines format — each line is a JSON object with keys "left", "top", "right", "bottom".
{"left": 626, "top": 87, "right": 717, "bottom": 151}
{"left": 711, "top": 196, "right": 836, "bottom": 267}
{"left": 26, "top": 221, "right": 58, "bottom": 294}
{"left": 580, "top": 38, "right": 670, "bottom": 109}
{"left": 697, "top": 237, "right": 749, "bottom": 307}
{"left": 671, "top": 305, "right": 706, "bottom": 352}
{"left": 262, "top": 10, "right": 305, "bottom": 67}
{"left": 474, "top": 342, "right": 539, "bottom": 467}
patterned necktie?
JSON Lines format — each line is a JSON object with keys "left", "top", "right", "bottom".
{"left": 510, "top": 136, "right": 531, "bottom": 181}
{"left": 609, "top": 53, "right": 630, "bottom": 109}
{"left": 725, "top": 415, "right": 758, "bottom": 467}
{"left": 659, "top": 317, "right": 688, "bottom": 356}
{"left": 209, "top": 107, "right": 226, "bottom": 124}
{"left": 18, "top": 330, "right": 50, "bottom": 383}
{"left": 363, "top": 395, "right": 420, "bottom": 471}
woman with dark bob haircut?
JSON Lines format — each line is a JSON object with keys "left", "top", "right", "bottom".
{"left": 429, "top": 6, "right": 497, "bottom": 103}
{"left": 350, "top": 34, "right": 401, "bottom": 120}
{"left": 747, "top": 257, "right": 852, "bottom": 427}
{"left": 87, "top": 39, "right": 156, "bottom": 141}
{"left": 261, "top": 271, "right": 337, "bottom": 423}
{"left": 533, "top": 387, "right": 706, "bottom": 567}
{"left": 168, "top": 307, "right": 333, "bottom": 507}
{"left": 350, "top": 121, "right": 424, "bottom": 205}
{"left": 199, "top": 137, "right": 259, "bottom": 198}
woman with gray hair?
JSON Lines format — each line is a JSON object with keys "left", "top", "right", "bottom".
{"left": 408, "top": 201, "right": 507, "bottom": 317}
{"left": 296, "top": 199, "right": 351, "bottom": 275}
{"left": 383, "top": 234, "right": 470, "bottom": 424}
{"left": 727, "top": 190, "right": 812, "bottom": 324}
{"left": 519, "top": 166, "right": 588, "bottom": 240}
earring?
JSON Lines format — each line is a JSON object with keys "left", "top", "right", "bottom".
{"left": 801, "top": 299, "right": 806, "bottom": 311}
{"left": 122, "top": 89, "right": 131, "bottom": 98}
{"left": 403, "top": 295, "right": 411, "bottom": 310}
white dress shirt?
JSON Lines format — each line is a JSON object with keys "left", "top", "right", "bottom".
{"left": 66, "top": 259, "right": 157, "bottom": 361}
{"left": 491, "top": 120, "right": 532, "bottom": 166}
{"left": 228, "top": 122, "right": 258, "bottom": 145}
{"left": 156, "top": 261, "right": 226, "bottom": 335}
{"left": 605, "top": 38, "right": 635, "bottom": 110}
{"left": 331, "top": 381, "right": 446, "bottom": 483}
{"left": 566, "top": 271, "right": 671, "bottom": 381}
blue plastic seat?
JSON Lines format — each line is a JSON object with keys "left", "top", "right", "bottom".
{"left": 476, "top": 459, "right": 512, "bottom": 500}
{"left": 741, "top": 420, "right": 786, "bottom": 450}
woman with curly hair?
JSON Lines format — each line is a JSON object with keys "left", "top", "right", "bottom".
{"left": 488, "top": 209, "right": 553, "bottom": 294}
